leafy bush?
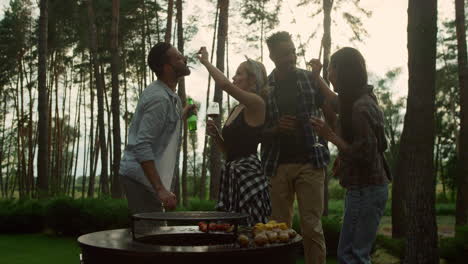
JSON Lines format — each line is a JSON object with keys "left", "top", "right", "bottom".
{"left": 435, "top": 203, "right": 455, "bottom": 215}
{"left": 327, "top": 199, "right": 344, "bottom": 215}
{"left": 328, "top": 179, "right": 346, "bottom": 200}
{"left": 1, "top": 197, "right": 219, "bottom": 236}
{"left": 292, "top": 210, "right": 301, "bottom": 234}
{"left": 44, "top": 197, "right": 84, "bottom": 235}
{"left": 177, "top": 198, "right": 216, "bottom": 211}
{"left": 440, "top": 225, "right": 468, "bottom": 263}
{"left": 436, "top": 191, "right": 455, "bottom": 203}
{"left": 382, "top": 200, "right": 392, "bottom": 216}
{"left": 322, "top": 216, "right": 342, "bottom": 256}
{"left": 291, "top": 213, "right": 342, "bottom": 257}
{"left": 0, "top": 199, "right": 45, "bottom": 233}
{"left": 45, "top": 197, "right": 129, "bottom": 236}
{"left": 375, "top": 234, "right": 405, "bottom": 258}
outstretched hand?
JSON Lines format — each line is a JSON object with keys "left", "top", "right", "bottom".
{"left": 308, "top": 58, "right": 322, "bottom": 78}
{"left": 310, "top": 117, "right": 334, "bottom": 141}
{"left": 197, "top": 47, "right": 209, "bottom": 64}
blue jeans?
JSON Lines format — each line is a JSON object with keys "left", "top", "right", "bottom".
{"left": 337, "top": 184, "right": 388, "bottom": 264}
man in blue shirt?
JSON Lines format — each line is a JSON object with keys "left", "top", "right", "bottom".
{"left": 120, "top": 42, "right": 195, "bottom": 214}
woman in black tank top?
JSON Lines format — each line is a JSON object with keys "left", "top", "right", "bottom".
{"left": 197, "top": 47, "right": 271, "bottom": 225}
{"left": 222, "top": 105, "right": 263, "bottom": 161}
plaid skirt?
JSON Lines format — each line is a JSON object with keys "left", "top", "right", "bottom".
{"left": 216, "top": 154, "right": 272, "bottom": 226}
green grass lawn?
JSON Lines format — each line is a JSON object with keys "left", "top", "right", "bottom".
{"left": 0, "top": 234, "right": 80, "bottom": 264}
{"left": 0, "top": 233, "right": 338, "bottom": 264}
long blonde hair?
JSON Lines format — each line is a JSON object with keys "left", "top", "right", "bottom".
{"left": 244, "top": 57, "right": 270, "bottom": 99}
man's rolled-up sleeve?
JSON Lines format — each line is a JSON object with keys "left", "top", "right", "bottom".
{"left": 134, "top": 97, "right": 168, "bottom": 163}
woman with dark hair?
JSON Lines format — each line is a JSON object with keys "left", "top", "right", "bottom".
{"left": 197, "top": 47, "right": 271, "bottom": 226}
{"left": 309, "top": 47, "right": 391, "bottom": 263}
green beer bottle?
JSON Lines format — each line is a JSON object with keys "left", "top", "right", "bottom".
{"left": 187, "top": 97, "right": 197, "bottom": 132}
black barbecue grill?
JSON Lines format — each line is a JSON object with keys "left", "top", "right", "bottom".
{"left": 78, "top": 211, "right": 303, "bottom": 264}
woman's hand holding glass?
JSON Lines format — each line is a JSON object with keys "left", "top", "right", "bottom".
{"left": 206, "top": 119, "right": 221, "bottom": 139}
{"left": 310, "top": 117, "right": 334, "bottom": 143}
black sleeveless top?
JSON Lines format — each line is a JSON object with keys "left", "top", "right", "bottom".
{"left": 222, "top": 106, "right": 263, "bottom": 162}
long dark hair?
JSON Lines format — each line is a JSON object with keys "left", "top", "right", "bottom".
{"left": 330, "top": 47, "right": 371, "bottom": 143}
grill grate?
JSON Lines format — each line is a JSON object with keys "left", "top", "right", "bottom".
{"left": 131, "top": 211, "right": 249, "bottom": 242}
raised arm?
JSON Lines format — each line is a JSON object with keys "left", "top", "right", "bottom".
{"left": 308, "top": 59, "right": 338, "bottom": 108}
{"left": 197, "top": 47, "right": 265, "bottom": 113}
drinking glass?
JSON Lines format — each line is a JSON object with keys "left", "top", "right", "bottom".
{"left": 207, "top": 102, "right": 220, "bottom": 119}
{"left": 312, "top": 116, "right": 324, "bottom": 148}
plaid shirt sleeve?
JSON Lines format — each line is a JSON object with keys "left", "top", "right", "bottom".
{"left": 261, "top": 74, "right": 281, "bottom": 178}
{"left": 297, "top": 69, "right": 330, "bottom": 168}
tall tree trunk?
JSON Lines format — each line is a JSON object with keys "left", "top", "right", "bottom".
{"left": 87, "top": 0, "right": 109, "bottom": 196}
{"left": 123, "top": 49, "right": 129, "bottom": 146}
{"left": 111, "top": 0, "right": 123, "bottom": 198}
{"left": 141, "top": 9, "right": 148, "bottom": 89}
{"left": 146, "top": 8, "right": 155, "bottom": 83}
{"left": 191, "top": 134, "right": 197, "bottom": 198}
{"left": 27, "top": 78, "right": 34, "bottom": 197}
{"left": 20, "top": 60, "right": 29, "bottom": 197}
{"left": 103, "top": 63, "right": 113, "bottom": 195}
{"left": 392, "top": 158, "right": 407, "bottom": 237}
{"left": 102, "top": 69, "right": 113, "bottom": 197}
{"left": 15, "top": 66, "right": 24, "bottom": 198}
{"left": 0, "top": 94, "right": 6, "bottom": 198}
{"left": 176, "top": 0, "right": 188, "bottom": 207}
{"left": 209, "top": 0, "right": 229, "bottom": 200}
{"left": 62, "top": 67, "right": 71, "bottom": 194}
{"left": 322, "top": 0, "right": 332, "bottom": 84}
{"left": 72, "top": 82, "right": 83, "bottom": 198}
{"left": 54, "top": 58, "right": 61, "bottom": 195}
{"left": 398, "top": 0, "right": 439, "bottom": 262}
{"left": 320, "top": 0, "right": 334, "bottom": 217}
{"left": 164, "top": 0, "right": 174, "bottom": 43}
{"left": 66, "top": 83, "right": 79, "bottom": 195}
{"left": 82, "top": 55, "right": 89, "bottom": 198}
{"left": 455, "top": 0, "right": 468, "bottom": 227}
{"left": 226, "top": 36, "right": 231, "bottom": 113}
{"left": 5, "top": 129, "right": 13, "bottom": 198}
{"left": 260, "top": 0, "right": 264, "bottom": 63}
{"left": 200, "top": 5, "right": 219, "bottom": 200}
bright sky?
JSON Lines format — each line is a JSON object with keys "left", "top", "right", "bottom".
{"left": 179, "top": 0, "right": 454, "bottom": 110}
{"left": 0, "top": 0, "right": 456, "bottom": 176}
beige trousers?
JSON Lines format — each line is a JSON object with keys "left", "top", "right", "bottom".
{"left": 270, "top": 163, "right": 326, "bottom": 264}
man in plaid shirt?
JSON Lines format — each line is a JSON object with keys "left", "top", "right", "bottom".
{"left": 261, "top": 31, "right": 335, "bottom": 264}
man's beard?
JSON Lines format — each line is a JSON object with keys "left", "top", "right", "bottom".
{"left": 174, "top": 64, "right": 191, "bottom": 78}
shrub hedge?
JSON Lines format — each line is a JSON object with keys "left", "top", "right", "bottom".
{"left": 0, "top": 197, "right": 343, "bottom": 253}
{"left": 0, "top": 198, "right": 129, "bottom": 236}
{"left": 0, "top": 197, "right": 462, "bottom": 259}
{"left": 327, "top": 199, "right": 454, "bottom": 217}
{"left": 439, "top": 225, "right": 468, "bottom": 264}
{"left": 0, "top": 199, "right": 45, "bottom": 233}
